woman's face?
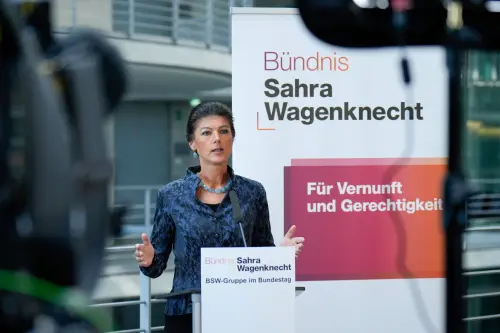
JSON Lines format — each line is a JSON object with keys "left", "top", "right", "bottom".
{"left": 189, "top": 115, "right": 233, "bottom": 165}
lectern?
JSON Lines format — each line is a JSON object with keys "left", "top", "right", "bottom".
{"left": 163, "top": 246, "right": 304, "bottom": 333}
{"left": 163, "top": 286, "right": 305, "bottom": 333}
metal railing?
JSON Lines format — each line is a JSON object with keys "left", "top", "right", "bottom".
{"left": 52, "top": 0, "right": 253, "bottom": 51}
{"left": 464, "top": 186, "right": 500, "bottom": 331}
{"left": 93, "top": 186, "right": 161, "bottom": 333}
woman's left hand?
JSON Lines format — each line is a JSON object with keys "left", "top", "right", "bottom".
{"left": 280, "top": 225, "right": 305, "bottom": 258}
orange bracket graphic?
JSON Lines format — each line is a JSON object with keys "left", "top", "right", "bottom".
{"left": 256, "top": 112, "right": 275, "bottom": 131}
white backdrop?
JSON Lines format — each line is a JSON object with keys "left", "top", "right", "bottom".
{"left": 231, "top": 7, "right": 447, "bottom": 333}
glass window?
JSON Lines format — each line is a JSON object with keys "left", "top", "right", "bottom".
{"left": 112, "top": 0, "right": 173, "bottom": 38}
{"left": 111, "top": 0, "right": 230, "bottom": 46}
{"left": 464, "top": 51, "right": 500, "bottom": 188}
{"left": 169, "top": 101, "right": 193, "bottom": 181}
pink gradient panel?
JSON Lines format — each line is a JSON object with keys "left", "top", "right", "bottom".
{"left": 284, "top": 161, "right": 445, "bottom": 281}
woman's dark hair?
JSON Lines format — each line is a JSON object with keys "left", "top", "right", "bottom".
{"left": 186, "top": 101, "right": 235, "bottom": 143}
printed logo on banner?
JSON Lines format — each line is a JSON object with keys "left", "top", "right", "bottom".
{"left": 283, "top": 157, "right": 446, "bottom": 282}
{"left": 203, "top": 254, "right": 294, "bottom": 285}
{"left": 204, "top": 256, "right": 237, "bottom": 272}
{"left": 204, "top": 256, "right": 293, "bottom": 275}
{"left": 258, "top": 51, "right": 424, "bottom": 130}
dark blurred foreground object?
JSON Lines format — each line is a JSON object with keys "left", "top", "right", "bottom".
{"left": 297, "top": 0, "right": 500, "bottom": 49}
{"left": 296, "top": 2, "right": 500, "bottom": 333}
{"left": 0, "top": 0, "right": 128, "bottom": 332}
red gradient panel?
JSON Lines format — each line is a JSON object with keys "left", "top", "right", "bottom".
{"left": 284, "top": 158, "right": 446, "bottom": 281}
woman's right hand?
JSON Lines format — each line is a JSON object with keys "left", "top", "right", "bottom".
{"left": 135, "top": 233, "right": 155, "bottom": 267}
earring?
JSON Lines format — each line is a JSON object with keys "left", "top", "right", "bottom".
{"left": 192, "top": 151, "right": 198, "bottom": 158}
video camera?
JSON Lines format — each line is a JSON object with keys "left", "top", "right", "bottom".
{"left": 0, "top": 0, "right": 128, "bottom": 332}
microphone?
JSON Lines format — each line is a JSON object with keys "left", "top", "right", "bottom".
{"left": 229, "top": 190, "right": 247, "bottom": 247}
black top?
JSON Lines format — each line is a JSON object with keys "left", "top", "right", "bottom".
{"left": 206, "top": 203, "right": 219, "bottom": 212}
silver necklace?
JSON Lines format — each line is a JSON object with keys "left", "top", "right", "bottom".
{"left": 198, "top": 175, "right": 232, "bottom": 194}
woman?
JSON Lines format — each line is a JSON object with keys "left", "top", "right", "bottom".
{"left": 135, "top": 101, "right": 305, "bottom": 333}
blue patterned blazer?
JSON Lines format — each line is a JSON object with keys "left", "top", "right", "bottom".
{"left": 139, "top": 166, "right": 276, "bottom": 315}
